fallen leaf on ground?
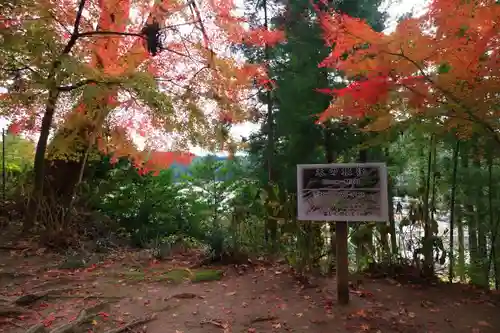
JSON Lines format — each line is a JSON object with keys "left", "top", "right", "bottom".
{"left": 352, "top": 309, "right": 367, "bottom": 318}
{"left": 360, "top": 323, "right": 370, "bottom": 331}
{"left": 477, "top": 320, "right": 492, "bottom": 327}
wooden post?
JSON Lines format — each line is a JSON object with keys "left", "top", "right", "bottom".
{"left": 336, "top": 220, "right": 349, "bottom": 305}
{"left": 297, "top": 163, "right": 389, "bottom": 306}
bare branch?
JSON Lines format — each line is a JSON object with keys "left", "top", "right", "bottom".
{"left": 77, "top": 31, "right": 190, "bottom": 58}
{"left": 48, "top": 10, "right": 73, "bottom": 36}
{"left": 163, "top": 20, "right": 202, "bottom": 31}
{"left": 62, "top": 0, "right": 87, "bottom": 54}
{"left": 57, "top": 79, "right": 120, "bottom": 92}
{"left": 77, "top": 31, "right": 144, "bottom": 38}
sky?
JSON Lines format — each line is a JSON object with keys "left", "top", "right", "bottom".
{"left": 0, "top": 0, "right": 426, "bottom": 156}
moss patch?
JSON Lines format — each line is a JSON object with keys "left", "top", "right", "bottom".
{"left": 121, "top": 270, "right": 147, "bottom": 281}
{"left": 117, "top": 268, "right": 223, "bottom": 284}
{"left": 190, "top": 269, "right": 223, "bottom": 283}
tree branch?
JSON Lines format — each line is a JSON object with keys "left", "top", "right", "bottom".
{"left": 385, "top": 49, "right": 500, "bottom": 145}
{"left": 77, "top": 31, "right": 144, "bottom": 38}
{"left": 163, "top": 20, "right": 202, "bottom": 31}
{"left": 77, "top": 31, "right": 190, "bottom": 58}
{"left": 57, "top": 79, "right": 120, "bottom": 92}
{"left": 62, "top": 0, "right": 87, "bottom": 54}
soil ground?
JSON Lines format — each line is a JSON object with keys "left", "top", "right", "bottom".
{"left": 0, "top": 246, "right": 499, "bottom": 333}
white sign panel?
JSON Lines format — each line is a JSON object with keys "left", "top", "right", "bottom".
{"left": 297, "top": 163, "right": 389, "bottom": 222}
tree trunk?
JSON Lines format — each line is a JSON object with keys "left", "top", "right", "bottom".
{"left": 461, "top": 145, "right": 480, "bottom": 285}
{"left": 24, "top": 87, "right": 60, "bottom": 231}
{"left": 494, "top": 223, "right": 500, "bottom": 289}
{"left": 24, "top": 0, "right": 90, "bottom": 231}
{"left": 387, "top": 175, "right": 398, "bottom": 255}
{"left": 472, "top": 154, "right": 489, "bottom": 288}
{"left": 457, "top": 204, "right": 466, "bottom": 282}
{"left": 448, "top": 139, "right": 460, "bottom": 282}
{"left": 262, "top": 0, "right": 278, "bottom": 253}
{"left": 422, "top": 135, "right": 434, "bottom": 277}
{"left": 357, "top": 149, "right": 372, "bottom": 266}
{"left": 324, "top": 131, "right": 336, "bottom": 273}
{"left": 486, "top": 152, "right": 498, "bottom": 289}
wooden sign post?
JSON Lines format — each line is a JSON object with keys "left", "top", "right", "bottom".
{"left": 296, "top": 163, "right": 389, "bottom": 305}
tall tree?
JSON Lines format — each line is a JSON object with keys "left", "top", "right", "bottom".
{"left": 1, "top": 0, "right": 284, "bottom": 227}
{"left": 242, "top": 0, "right": 385, "bottom": 269}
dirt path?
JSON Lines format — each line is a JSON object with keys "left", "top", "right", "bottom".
{"left": 0, "top": 249, "right": 498, "bottom": 333}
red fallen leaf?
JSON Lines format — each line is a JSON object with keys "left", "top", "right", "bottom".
{"left": 324, "top": 298, "right": 334, "bottom": 306}
{"left": 85, "top": 264, "right": 98, "bottom": 272}
{"left": 98, "top": 312, "right": 110, "bottom": 319}
{"left": 248, "top": 329, "right": 256, "bottom": 333}
{"left": 38, "top": 302, "right": 49, "bottom": 309}
{"left": 352, "top": 309, "right": 368, "bottom": 318}
{"left": 43, "top": 313, "right": 56, "bottom": 327}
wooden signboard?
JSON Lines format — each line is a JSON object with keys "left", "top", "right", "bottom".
{"left": 296, "top": 163, "right": 389, "bottom": 305}
{"left": 297, "top": 163, "right": 389, "bottom": 222}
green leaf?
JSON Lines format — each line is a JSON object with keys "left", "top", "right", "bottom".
{"left": 437, "top": 62, "right": 451, "bottom": 74}
{"left": 457, "top": 24, "right": 468, "bottom": 37}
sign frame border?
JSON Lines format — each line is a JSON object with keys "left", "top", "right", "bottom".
{"left": 296, "top": 162, "right": 389, "bottom": 222}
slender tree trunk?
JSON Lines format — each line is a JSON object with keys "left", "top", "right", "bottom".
{"left": 324, "top": 126, "right": 337, "bottom": 273}
{"left": 457, "top": 204, "right": 466, "bottom": 282}
{"left": 24, "top": 0, "right": 87, "bottom": 231}
{"left": 261, "top": 0, "right": 277, "bottom": 253}
{"left": 472, "top": 154, "right": 488, "bottom": 287}
{"left": 461, "top": 145, "right": 480, "bottom": 285}
{"left": 494, "top": 221, "right": 500, "bottom": 289}
{"left": 357, "top": 149, "right": 372, "bottom": 266}
{"left": 387, "top": 175, "right": 398, "bottom": 255}
{"left": 448, "top": 139, "right": 460, "bottom": 282}
{"left": 422, "top": 135, "right": 434, "bottom": 277}
{"left": 378, "top": 148, "right": 392, "bottom": 259}
{"left": 486, "top": 152, "right": 499, "bottom": 288}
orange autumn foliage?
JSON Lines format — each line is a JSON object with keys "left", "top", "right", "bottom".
{"left": 82, "top": 0, "right": 283, "bottom": 171}
{"left": 316, "top": 0, "right": 500, "bottom": 138}
{"left": 143, "top": 150, "right": 196, "bottom": 173}
{"left": 2, "top": 0, "right": 285, "bottom": 174}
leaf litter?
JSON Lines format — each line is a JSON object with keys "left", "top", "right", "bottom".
{"left": 0, "top": 248, "right": 499, "bottom": 333}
